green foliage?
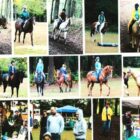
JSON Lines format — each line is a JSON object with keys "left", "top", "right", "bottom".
{"left": 15, "top": 0, "right": 45, "bottom": 16}
{"left": 30, "top": 73, "right": 34, "bottom": 85}
{"left": 71, "top": 72, "right": 78, "bottom": 82}
{"left": 124, "top": 57, "right": 140, "bottom": 68}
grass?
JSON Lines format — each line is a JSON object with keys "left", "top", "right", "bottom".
{"left": 0, "top": 78, "right": 28, "bottom": 98}
{"left": 32, "top": 128, "right": 92, "bottom": 140}
{"left": 85, "top": 30, "right": 118, "bottom": 53}
{"left": 81, "top": 78, "right": 122, "bottom": 97}
{"left": 14, "top": 22, "right": 48, "bottom": 55}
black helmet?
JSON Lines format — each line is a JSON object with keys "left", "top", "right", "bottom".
{"left": 101, "top": 11, "right": 104, "bottom": 14}
{"left": 135, "top": 3, "right": 139, "bottom": 8}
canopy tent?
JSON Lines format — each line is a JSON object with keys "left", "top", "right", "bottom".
{"left": 57, "top": 105, "right": 78, "bottom": 113}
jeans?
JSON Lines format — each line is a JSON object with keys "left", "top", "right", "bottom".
{"left": 125, "top": 129, "right": 131, "bottom": 140}
{"left": 51, "top": 133, "right": 60, "bottom": 140}
{"left": 102, "top": 120, "right": 111, "bottom": 134}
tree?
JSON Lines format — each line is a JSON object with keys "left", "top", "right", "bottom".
{"left": 53, "top": 0, "right": 60, "bottom": 19}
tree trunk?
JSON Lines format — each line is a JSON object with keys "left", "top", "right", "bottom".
{"left": 66, "top": 0, "right": 72, "bottom": 17}
{"left": 115, "top": 99, "right": 119, "bottom": 116}
{"left": 99, "top": 99, "right": 105, "bottom": 114}
{"left": 53, "top": 0, "right": 60, "bottom": 20}
{"left": 93, "top": 99, "right": 98, "bottom": 115}
{"left": 50, "top": 0, "right": 54, "bottom": 23}
{"left": 48, "top": 57, "right": 54, "bottom": 84}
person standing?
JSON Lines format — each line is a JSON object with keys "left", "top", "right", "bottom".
{"left": 40, "top": 110, "right": 48, "bottom": 140}
{"left": 101, "top": 102, "right": 113, "bottom": 136}
{"left": 47, "top": 107, "right": 64, "bottom": 140}
{"left": 73, "top": 109, "right": 87, "bottom": 140}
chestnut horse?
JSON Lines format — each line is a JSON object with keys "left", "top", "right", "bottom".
{"left": 127, "top": 69, "right": 140, "bottom": 96}
{"left": 86, "top": 65, "right": 113, "bottom": 96}
{"left": 56, "top": 69, "right": 72, "bottom": 93}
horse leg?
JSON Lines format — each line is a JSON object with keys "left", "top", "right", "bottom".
{"left": 14, "top": 29, "right": 17, "bottom": 42}
{"left": 105, "top": 82, "right": 110, "bottom": 96}
{"left": 64, "top": 81, "right": 68, "bottom": 92}
{"left": 31, "top": 32, "right": 34, "bottom": 46}
{"left": 18, "top": 31, "right": 21, "bottom": 43}
{"left": 89, "top": 82, "right": 94, "bottom": 96}
{"left": 100, "top": 82, "right": 103, "bottom": 96}
{"left": 23, "top": 32, "right": 26, "bottom": 44}
{"left": 11, "top": 87, "right": 14, "bottom": 97}
{"left": 16, "top": 87, "right": 19, "bottom": 98}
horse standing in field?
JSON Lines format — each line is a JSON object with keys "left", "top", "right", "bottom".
{"left": 35, "top": 72, "right": 44, "bottom": 96}
{"left": 131, "top": 21, "right": 140, "bottom": 52}
{"left": 14, "top": 16, "right": 35, "bottom": 46}
{"left": 126, "top": 69, "right": 140, "bottom": 96}
{"left": 86, "top": 65, "right": 113, "bottom": 96}
{"left": 53, "top": 17, "right": 71, "bottom": 44}
{"left": 0, "top": 16, "right": 7, "bottom": 29}
{"left": 56, "top": 69, "right": 72, "bottom": 93}
{"left": 90, "top": 22, "right": 108, "bottom": 45}
{"left": 0, "top": 71, "right": 24, "bottom": 97}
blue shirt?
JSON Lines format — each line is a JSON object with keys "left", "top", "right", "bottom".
{"left": 60, "top": 67, "right": 67, "bottom": 75}
{"left": 36, "top": 63, "right": 44, "bottom": 73}
{"left": 95, "top": 61, "right": 101, "bottom": 71}
{"left": 8, "top": 65, "right": 16, "bottom": 74}
{"left": 21, "top": 10, "right": 29, "bottom": 20}
{"left": 47, "top": 113, "right": 64, "bottom": 134}
{"left": 135, "top": 10, "right": 139, "bottom": 20}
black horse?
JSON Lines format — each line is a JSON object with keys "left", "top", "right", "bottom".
{"left": 14, "top": 16, "right": 35, "bottom": 46}
{"left": 0, "top": 16, "right": 7, "bottom": 29}
{"left": 35, "top": 72, "right": 44, "bottom": 96}
{"left": 1, "top": 71, "right": 24, "bottom": 97}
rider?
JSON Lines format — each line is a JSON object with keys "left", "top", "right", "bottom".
{"left": 57, "top": 8, "right": 66, "bottom": 29}
{"left": 128, "top": 3, "right": 140, "bottom": 34}
{"left": 35, "top": 58, "right": 46, "bottom": 82}
{"left": 95, "top": 11, "right": 106, "bottom": 32}
{"left": 20, "top": 5, "right": 30, "bottom": 29}
{"left": 95, "top": 57, "right": 102, "bottom": 81}
{"left": 60, "top": 64, "right": 67, "bottom": 81}
{"left": 8, "top": 60, "right": 17, "bottom": 82}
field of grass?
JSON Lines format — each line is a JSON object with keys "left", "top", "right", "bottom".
{"left": 30, "top": 83, "right": 79, "bottom": 98}
{"left": 123, "top": 68, "right": 140, "bottom": 97}
{"left": 32, "top": 128, "right": 92, "bottom": 140}
{"left": 81, "top": 78, "right": 122, "bottom": 97}
{"left": 14, "top": 22, "right": 48, "bottom": 55}
{"left": 0, "top": 78, "right": 28, "bottom": 98}
{"left": 85, "top": 30, "right": 118, "bottom": 53}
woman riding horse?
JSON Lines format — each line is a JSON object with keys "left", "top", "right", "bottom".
{"left": 87, "top": 65, "right": 113, "bottom": 96}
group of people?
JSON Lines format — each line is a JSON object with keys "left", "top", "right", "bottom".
{"left": 30, "top": 107, "right": 87, "bottom": 140}
{"left": 0, "top": 104, "right": 28, "bottom": 140}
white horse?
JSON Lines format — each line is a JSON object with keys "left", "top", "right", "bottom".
{"left": 90, "top": 22, "right": 108, "bottom": 45}
{"left": 53, "top": 17, "right": 71, "bottom": 43}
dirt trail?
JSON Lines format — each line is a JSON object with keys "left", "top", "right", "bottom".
{"left": 0, "top": 23, "right": 11, "bottom": 54}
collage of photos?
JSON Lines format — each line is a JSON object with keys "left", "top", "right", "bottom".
{"left": 0, "top": 0, "right": 140, "bottom": 140}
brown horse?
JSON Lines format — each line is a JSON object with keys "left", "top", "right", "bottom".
{"left": 127, "top": 69, "right": 140, "bottom": 96}
{"left": 86, "top": 65, "right": 113, "bottom": 96}
{"left": 56, "top": 70, "right": 72, "bottom": 93}
{"left": 131, "top": 21, "right": 140, "bottom": 52}
{"left": 14, "top": 17, "right": 35, "bottom": 46}
{"left": 90, "top": 22, "right": 108, "bottom": 44}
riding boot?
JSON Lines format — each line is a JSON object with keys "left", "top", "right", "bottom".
{"left": 128, "top": 19, "right": 135, "bottom": 34}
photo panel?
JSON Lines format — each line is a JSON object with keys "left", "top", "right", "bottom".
{"left": 0, "top": 57, "right": 28, "bottom": 98}
{"left": 80, "top": 55, "right": 122, "bottom": 97}
{"left": 30, "top": 99, "right": 92, "bottom": 140}
{"left": 93, "top": 98, "right": 120, "bottom": 140}
{"left": 0, "top": 100, "right": 28, "bottom": 139}
{"left": 123, "top": 56, "right": 140, "bottom": 97}
{"left": 0, "top": 0, "right": 12, "bottom": 54}
{"left": 48, "top": 0, "right": 83, "bottom": 55}
{"left": 121, "top": 0, "right": 140, "bottom": 52}
{"left": 29, "top": 56, "right": 79, "bottom": 98}
{"left": 85, "top": 0, "right": 119, "bottom": 53}
{"left": 122, "top": 99, "right": 140, "bottom": 140}
{"left": 13, "top": 0, "right": 48, "bottom": 55}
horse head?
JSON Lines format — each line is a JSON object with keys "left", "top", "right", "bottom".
{"left": 0, "top": 16, "right": 7, "bottom": 29}
{"left": 28, "top": 16, "right": 36, "bottom": 25}
{"left": 103, "top": 65, "right": 113, "bottom": 77}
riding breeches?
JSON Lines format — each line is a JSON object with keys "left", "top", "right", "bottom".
{"left": 128, "top": 19, "right": 136, "bottom": 34}
{"left": 99, "top": 22, "right": 105, "bottom": 32}
{"left": 95, "top": 22, "right": 100, "bottom": 31}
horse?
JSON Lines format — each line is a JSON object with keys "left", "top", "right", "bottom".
{"left": 56, "top": 70, "right": 72, "bottom": 93}
{"left": 0, "top": 71, "right": 24, "bottom": 97}
{"left": 0, "top": 16, "right": 7, "bottom": 29}
{"left": 35, "top": 72, "right": 44, "bottom": 96}
{"left": 53, "top": 17, "right": 71, "bottom": 44}
{"left": 90, "top": 22, "right": 108, "bottom": 45}
{"left": 123, "top": 72, "right": 129, "bottom": 96}
{"left": 131, "top": 21, "right": 140, "bottom": 52}
{"left": 126, "top": 69, "right": 140, "bottom": 96}
{"left": 86, "top": 65, "right": 113, "bottom": 96}
{"left": 14, "top": 16, "right": 35, "bottom": 46}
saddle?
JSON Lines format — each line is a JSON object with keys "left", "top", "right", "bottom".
{"left": 35, "top": 73, "right": 43, "bottom": 83}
